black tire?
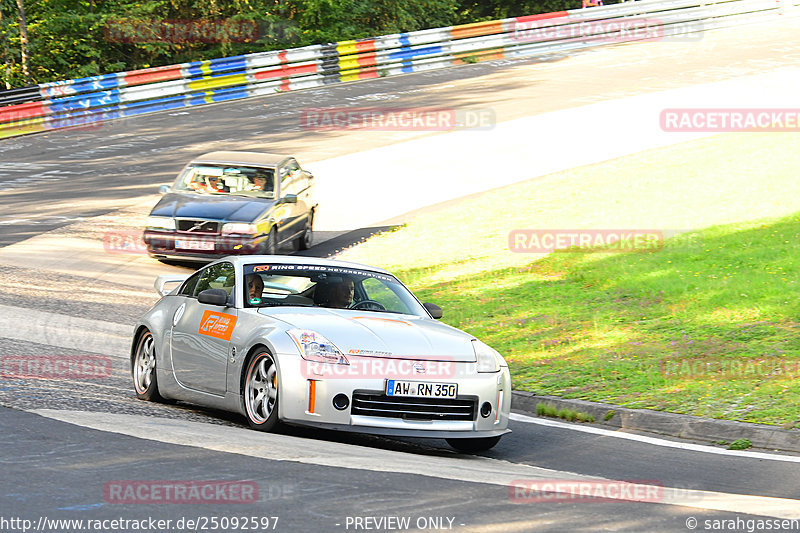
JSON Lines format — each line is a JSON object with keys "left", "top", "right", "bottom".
{"left": 132, "top": 330, "right": 164, "bottom": 402}
{"left": 259, "top": 228, "right": 277, "bottom": 255}
{"left": 243, "top": 350, "right": 281, "bottom": 431}
{"left": 297, "top": 215, "right": 313, "bottom": 250}
{"left": 446, "top": 436, "right": 502, "bottom": 453}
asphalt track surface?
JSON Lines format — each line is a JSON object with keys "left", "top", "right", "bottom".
{"left": 2, "top": 15, "right": 800, "bottom": 533}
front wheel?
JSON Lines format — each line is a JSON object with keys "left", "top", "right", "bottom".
{"left": 297, "top": 216, "right": 313, "bottom": 250}
{"left": 243, "top": 350, "right": 281, "bottom": 431}
{"left": 132, "top": 330, "right": 164, "bottom": 402}
{"left": 446, "top": 436, "right": 502, "bottom": 453}
{"left": 259, "top": 228, "right": 277, "bottom": 255}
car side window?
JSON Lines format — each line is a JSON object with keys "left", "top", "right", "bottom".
{"left": 178, "top": 272, "right": 202, "bottom": 297}
{"left": 279, "top": 160, "right": 301, "bottom": 196}
{"left": 193, "top": 262, "right": 236, "bottom": 300}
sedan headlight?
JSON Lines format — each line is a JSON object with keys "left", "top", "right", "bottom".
{"left": 287, "top": 329, "right": 349, "bottom": 365}
{"left": 145, "top": 216, "right": 175, "bottom": 230}
{"left": 221, "top": 223, "right": 258, "bottom": 234}
{"left": 473, "top": 339, "right": 505, "bottom": 373}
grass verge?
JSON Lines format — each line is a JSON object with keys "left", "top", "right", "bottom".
{"left": 338, "top": 131, "right": 800, "bottom": 426}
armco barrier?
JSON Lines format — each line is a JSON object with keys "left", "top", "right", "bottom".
{"left": 0, "top": 0, "right": 795, "bottom": 138}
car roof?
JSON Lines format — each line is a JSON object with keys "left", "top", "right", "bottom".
{"left": 219, "top": 255, "right": 393, "bottom": 275}
{"left": 191, "top": 151, "right": 290, "bottom": 168}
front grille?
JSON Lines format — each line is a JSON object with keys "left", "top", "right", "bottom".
{"left": 351, "top": 390, "right": 477, "bottom": 421}
{"left": 176, "top": 219, "right": 220, "bottom": 234}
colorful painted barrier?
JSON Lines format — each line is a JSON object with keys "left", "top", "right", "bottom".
{"left": 0, "top": 0, "right": 794, "bottom": 138}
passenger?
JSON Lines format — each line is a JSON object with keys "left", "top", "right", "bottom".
{"left": 247, "top": 274, "right": 265, "bottom": 304}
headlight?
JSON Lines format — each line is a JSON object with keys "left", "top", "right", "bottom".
{"left": 145, "top": 216, "right": 175, "bottom": 230}
{"left": 222, "top": 223, "right": 258, "bottom": 234}
{"left": 473, "top": 339, "right": 505, "bottom": 373}
{"left": 287, "top": 329, "right": 349, "bottom": 365}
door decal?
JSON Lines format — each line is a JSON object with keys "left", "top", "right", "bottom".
{"left": 198, "top": 310, "right": 237, "bottom": 341}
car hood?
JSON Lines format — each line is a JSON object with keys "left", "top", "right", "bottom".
{"left": 149, "top": 193, "right": 275, "bottom": 222}
{"left": 260, "top": 308, "right": 477, "bottom": 362}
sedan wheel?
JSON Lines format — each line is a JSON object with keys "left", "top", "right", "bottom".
{"left": 260, "top": 228, "right": 277, "bottom": 255}
{"left": 132, "top": 330, "right": 164, "bottom": 402}
{"left": 297, "top": 217, "right": 313, "bottom": 250}
{"left": 243, "top": 351, "right": 281, "bottom": 431}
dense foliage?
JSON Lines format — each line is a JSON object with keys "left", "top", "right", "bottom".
{"left": 0, "top": 0, "right": 584, "bottom": 87}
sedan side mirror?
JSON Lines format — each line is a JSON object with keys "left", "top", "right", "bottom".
{"left": 282, "top": 194, "right": 298, "bottom": 204}
{"left": 423, "top": 302, "right": 443, "bottom": 319}
{"left": 158, "top": 185, "right": 171, "bottom": 194}
{"left": 198, "top": 288, "right": 229, "bottom": 306}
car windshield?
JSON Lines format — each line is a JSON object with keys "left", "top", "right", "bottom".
{"left": 173, "top": 164, "right": 275, "bottom": 199}
{"left": 243, "top": 264, "right": 429, "bottom": 317}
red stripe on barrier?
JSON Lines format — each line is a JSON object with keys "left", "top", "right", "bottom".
{"left": 254, "top": 63, "right": 318, "bottom": 81}
{"left": 357, "top": 52, "right": 377, "bottom": 68}
{"left": 516, "top": 11, "right": 569, "bottom": 23}
{"left": 124, "top": 65, "right": 183, "bottom": 87}
{"left": 354, "top": 40, "right": 376, "bottom": 53}
{"left": 358, "top": 67, "right": 379, "bottom": 79}
{"left": 0, "top": 101, "right": 47, "bottom": 123}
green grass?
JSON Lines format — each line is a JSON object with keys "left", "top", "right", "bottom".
{"left": 728, "top": 438, "right": 753, "bottom": 450}
{"left": 536, "top": 403, "right": 595, "bottom": 423}
{"left": 338, "top": 131, "right": 800, "bottom": 426}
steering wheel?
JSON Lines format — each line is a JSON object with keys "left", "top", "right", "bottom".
{"left": 350, "top": 299, "right": 386, "bottom": 311}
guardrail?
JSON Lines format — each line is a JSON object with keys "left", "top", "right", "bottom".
{"left": 0, "top": 0, "right": 795, "bottom": 138}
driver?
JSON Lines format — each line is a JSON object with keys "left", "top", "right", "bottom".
{"left": 327, "top": 277, "right": 354, "bottom": 308}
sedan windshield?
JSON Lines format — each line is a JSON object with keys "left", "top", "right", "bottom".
{"left": 173, "top": 164, "right": 275, "bottom": 199}
{"left": 244, "top": 264, "right": 429, "bottom": 317}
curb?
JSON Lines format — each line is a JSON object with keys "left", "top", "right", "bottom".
{"left": 511, "top": 391, "right": 800, "bottom": 453}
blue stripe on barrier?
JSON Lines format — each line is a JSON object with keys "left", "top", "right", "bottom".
{"left": 186, "top": 56, "right": 248, "bottom": 78}
{"left": 47, "top": 90, "right": 121, "bottom": 113}
{"left": 399, "top": 33, "right": 411, "bottom": 47}
{"left": 41, "top": 73, "right": 120, "bottom": 97}
{"left": 121, "top": 94, "right": 187, "bottom": 115}
{"left": 388, "top": 45, "right": 443, "bottom": 61}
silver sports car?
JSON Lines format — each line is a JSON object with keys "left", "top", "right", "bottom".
{"left": 131, "top": 255, "right": 511, "bottom": 452}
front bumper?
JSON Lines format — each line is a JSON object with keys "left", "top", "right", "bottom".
{"left": 143, "top": 229, "right": 263, "bottom": 260}
{"left": 276, "top": 354, "right": 512, "bottom": 438}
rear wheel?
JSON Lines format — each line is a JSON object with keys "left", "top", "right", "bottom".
{"left": 243, "top": 350, "right": 281, "bottom": 431}
{"left": 132, "top": 330, "right": 164, "bottom": 402}
{"left": 446, "top": 436, "right": 502, "bottom": 453}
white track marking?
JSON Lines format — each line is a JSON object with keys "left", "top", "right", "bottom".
{"left": 0, "top": 304, "right": 130, "bottom": 358}
{"left": 33, "top": 409, "right": 800, "bottom": 519}
{"left": 511, "top": 412, "right": 800, "bottom": 463}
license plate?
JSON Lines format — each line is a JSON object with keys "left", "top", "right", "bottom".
{"left": 385, "top": 380, "right": 457, "bottom": 399}
{"left": 175, "top": 239, "right": 215, "bottom": 251}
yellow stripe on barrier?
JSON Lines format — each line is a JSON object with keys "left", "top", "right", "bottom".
{"left": 188, "top": 73, "right": 247, "bottom": 91}
{"left": 337, "top": 41, "right": 358, "bottom": 56}
{"left": 0, "top": 117, "right": 46, "bottom": 138}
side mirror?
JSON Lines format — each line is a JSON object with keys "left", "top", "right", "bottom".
{"left": 158, "top": 185, "right": 171, "bottom": 194}
{"left": 198, "top": 288, "right": 229, "bottom": 306}
{"left": 282, "top": 194, "right": 298, "bottom": 204}
{"left": 423, "top": 302, "right": 443, "bottom": 319}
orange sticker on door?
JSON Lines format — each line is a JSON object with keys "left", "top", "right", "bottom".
{"left": 198, "top": 310, "right": 237, "bottom": 341}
